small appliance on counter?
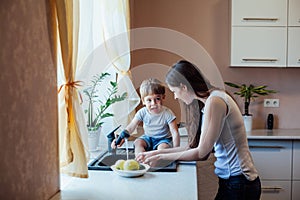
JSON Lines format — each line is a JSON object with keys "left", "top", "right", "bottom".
{"left": 267, "top": 113, "right": 274, "bottom": 130}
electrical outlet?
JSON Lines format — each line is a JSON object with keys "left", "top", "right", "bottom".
{"left": 264, "top": 99, "right": 280, "bottom": 107}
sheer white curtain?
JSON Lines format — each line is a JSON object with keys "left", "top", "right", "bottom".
{"left": 77, "top": 0, "right": 140, "bottom": 134}
{"left": 100, "top": 0, "right": 140, "bottom": 131}
{"left": 56, "top": 0, "right": 139, "bottom": 178}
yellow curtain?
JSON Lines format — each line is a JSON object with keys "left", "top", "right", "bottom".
{"left": 49, "top": 0, "right": 138, "bottom": 178}
{"left": 52, "top": 0, "right": 89, "bottom": 178}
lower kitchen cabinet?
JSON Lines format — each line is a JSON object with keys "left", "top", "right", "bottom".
{"left": 292, "top": 141, "right": 300, "bottom": 200}
{"left": 293, "top": 141, "right": 300, "bottom": 179}
{"left": 261, "top": 180, "right": 291, "bottom": 200}
{"left": 248, "top": 140, "right": 292, "bottom": 180}
{"left": 248, "top": 139, "right": 300, "bottom": 200}
{"left": 292, "top": 181, "right": 300, "bottom": 200}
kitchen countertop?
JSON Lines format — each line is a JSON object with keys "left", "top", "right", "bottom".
{"left": 247, "top": 129, "right": 300, "bottom": 139}
{"left": 51, "top": 134, "right": 197, "bottom": 200}
{"left": 51, "top": 128, "right": 300, "bottom": 200}
{"left": 51, "top": 163, "right": 197, "bottom": 200}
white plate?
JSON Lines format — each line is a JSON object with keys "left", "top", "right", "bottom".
{"left": 111, "top": 163, "right": 150, "bottom": 178}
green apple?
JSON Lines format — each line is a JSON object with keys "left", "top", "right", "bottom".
{"left": 123, "top": 159, "right": 140, "bottom": 171}
{"left": 115, "top": 159, "right": 125, "bottom": 170}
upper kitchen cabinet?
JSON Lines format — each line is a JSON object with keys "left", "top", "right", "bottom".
{"left": 230, "top": 0, "right": 300, "bottom": 67}
{"left": 288, "top": 0, "right": 300, "bottom": 67}
{"left": 289, "top": 0, "right": 300, "bottom": 26}
{"left": 231, "top": 26, "right": 287, "bottom": 67}
{"left": 288, "top": 28, "right": 300, "bottom": 67}
{"left": 232, "top": 0, "right": 287, "bottom": 27}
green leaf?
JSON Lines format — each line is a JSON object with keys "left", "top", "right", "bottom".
{"left": 225, "top": 82, "right": 241, "bottom": 88}
{"left": 83, "top": 72, "right": 128, "bottom": 129}
{"left": 110, "top": 81, "right": 117, "bottom": 87}
{"left": 101, "top": 113, "right": 114, "bottom": 118}
{"left": 224, "top": 81, "right": 277, "bottom": 115}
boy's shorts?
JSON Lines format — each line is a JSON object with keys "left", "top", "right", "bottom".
{"left": 135, "top": 135, "right": 173, "bottom": 151}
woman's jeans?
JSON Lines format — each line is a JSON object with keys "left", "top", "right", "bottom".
{"left": 215, "top": 175, "right": 261, "bottom": 200}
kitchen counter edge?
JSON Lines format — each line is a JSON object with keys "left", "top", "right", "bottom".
{"left": 247, "top": 129, "right": 300, "bottom": 139}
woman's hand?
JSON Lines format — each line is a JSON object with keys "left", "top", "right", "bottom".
{"left": 136, "top": 150, "right": 160, "bottom": 166}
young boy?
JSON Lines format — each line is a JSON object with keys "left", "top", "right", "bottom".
{"left": 111, "top": 78, "right": 180, "bottom": 157}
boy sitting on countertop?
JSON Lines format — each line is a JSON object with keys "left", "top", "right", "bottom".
{"left": 111, "top": 78, "right": 180, "bottom": 157}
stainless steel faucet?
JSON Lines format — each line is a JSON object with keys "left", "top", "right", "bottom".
{"left": 106, "top": 125, "right": 121, "bottom": 154}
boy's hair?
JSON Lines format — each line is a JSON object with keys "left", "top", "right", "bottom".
{"left": 139, "top": 78, "right": 165, "bottom": 99}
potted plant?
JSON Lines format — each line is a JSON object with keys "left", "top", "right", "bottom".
{"left": 224, "top": 82, "right": 276, "bottom": 132}
{"left": 83, "top": 72, "right": 127, "bottom": 151}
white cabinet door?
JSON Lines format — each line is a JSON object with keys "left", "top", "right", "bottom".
{"left": 231, "top": 27, "right": 287, "bottom": 67}
{"left": 248, "top": 140, "right": 292, "bottom": 180}
{"left": 289, "top": 0, "right": 300, "bottom": 26}
{"left": 293, "top": 141, "right": 300, "bottom": 180}
{"left": 260, "top": 180, "right": 291, "bottom": 200}
{"left": 261, "top": 181, "right": 291, "bottom": 200}
{"left": 232, "top": 0, "right": 287, "bottom": 26}
{"left": 288, "top": 27, "right": 300, "bottom": 67}
{"left": 292, "top": 181, "right": 300, "bottom": 200}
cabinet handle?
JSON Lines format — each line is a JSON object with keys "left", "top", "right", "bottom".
{"left": 243, "top": 17, "right": 278, "bottom": 21}
{"left": 262, "top": 186, "right": 283, "bottom": 190}
{"left": 242, "top": 58, "right": 278, "bottom": 62}
{"left": 249, "top": 145, "right": 284, "bottom": 149}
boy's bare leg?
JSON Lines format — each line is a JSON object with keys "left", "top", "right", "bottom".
{"left": 134, "top": 139, "right": 147, "bottom": 157}
{"left": 157, "top": 142, "right": 170, "bottom": 150}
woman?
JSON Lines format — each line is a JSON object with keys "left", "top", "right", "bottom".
{"left": 137, "top": 60, "right": 261, "bottom": 200}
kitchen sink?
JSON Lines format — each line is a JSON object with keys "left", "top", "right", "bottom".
{"left": 88, "top": 148, "right": 177, "bottom": 172}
